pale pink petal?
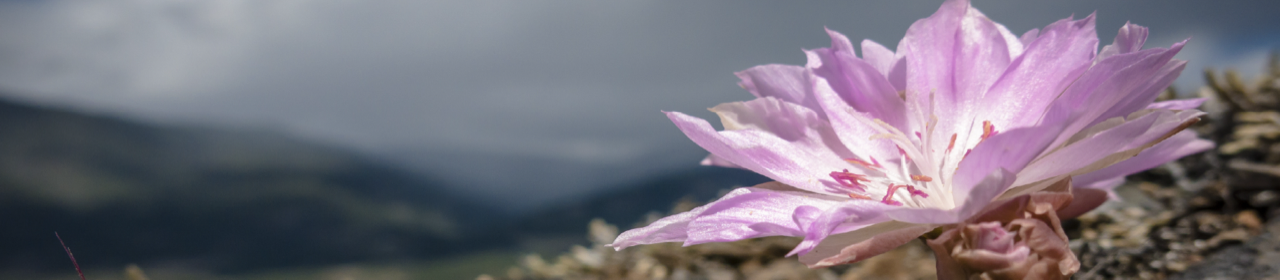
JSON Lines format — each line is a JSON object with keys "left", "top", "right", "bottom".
{"left": 899, "top": 0, "right": 1015, "bottom": 142}
{"left": 1098, "top": 22, "right": 1149, "bottom": 60}
{"left": 667, "top": 100, "right": 855, "bottom": 195}
{"left": 950, "top": 123, "right": 1066, "bottom": 208}
{"left": 684, "top": 185, "right": 847, "bottom": 245}
{"left": 811, "top": 72, "right": 902, "bottom": 169}
{"left": 1076, "top": 177, "right": 1124, "bottom": 191}
{"left": 699, "top": 154, "right": 740, "bottom": 168}
{"left": 1015, "top": 109, "right": 1204, "bottom": 190}
{"left": 1146, "top": 98, "right": 1206, "bottom": 110}
{"left": 1041, "top": 40, "right": 1187, "bottom": 149}
{"left": 1072, "top": 130, "right": 1212, "bottom": 187}
{"left": 994, "top": 22, "right": 1026, "bottom": 59}
{"left": 610, "top": 207, "right": 699, "bottom": 249}
{"left": 978, "top": 15, "right": 1097, "bottom": 130}
{"left": 1019, "top": 28, "right": 1041, "bottom": 47}
{"left": 897, "top": 0, "right": 969, "bottom": 113}
{"left": 860, "top": 39, "right": 897, "bottom": 76}
{"left": 802, "top": 223, "right": 935, "bottom": 268}
{"left": 610, "top": 182, "right": 842, "bottom": 249}
{"left": 735, "top": 64, "right": 823, "bottom": 114}
{"left": 1091, "top": 59, "right": 1188, "bottom": 126}
{"left": 809, "top": 29, "right": 909, "bottom": 130}
{"left": 787, "top": 199, "right": 896, "bottom": 256}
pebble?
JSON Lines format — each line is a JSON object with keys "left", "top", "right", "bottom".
{"left": 1251, "top": 190, "right": 1279, "bottom": 207}
{"left": 1236, "top": 210, "right": 1263, "bottom": 231}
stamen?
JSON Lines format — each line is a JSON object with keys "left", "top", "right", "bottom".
{"left": 844, "top": 158, "right": 883, "bottom": 169}
{"left": 869, "top": 133, "right": 897, "bottom": 141}
{"left": 981, "top": 120, "right": 998, "bottom": 140}
{"left": 914, "top": 131, "right": 923, "bottom": 140}
{"left": 880, "top": 184, "right": 929, "bottom": 206}
{"left": 947, "top": 133, "right": 957, "bottom": 151}
{"left": 847, "top": 193, "right": 873, "bottom": 200}
{"left": 829, "top": 169, "right": 869, "bottom": 191}
{"left": 910, "top": 175, "right": 933, "bottom": 182}
{"left": 898, "top": 147, "right": 911, "bottom": 161}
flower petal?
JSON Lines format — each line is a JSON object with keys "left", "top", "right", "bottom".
{"left": 1041, "top": 40, "right": 1187, "bottom": 149}
{"left": 860, "top": 39, "right": 898, "bottom": 77}
{"left": 735, "top": 64, "right": 823, "bottom": 114}
{"left": 809, "top": 29, "right": 909, "bottom": 130}
{"left": 1146, "top": 98, "right": 1206, "bottom": 110}
{"left": 950, "top": 122, "right": 1067, "bottom": 208}
{"left": 1008, "top": 109, "right": 1203, "bottom": 198}
{"left": 811, "top": 73, "right": 902, "bottom": 171}
{"left": 1091, "top": 59, "right": 1188, "bottom": 126}
{"left": 1072, "top": 130, "right": 1212, "bottom": 188}
{"left": 609, "top": 182, "right": 842, "bottom": 249}
{"left": 797, "top": 221, "right": 934, "bottom": 268}
{"left": 685, "top": 184, "right": 847, "bottom": 245}
{"left": 699, "top": 154, "right": 740, "bottom": 168}
{"left": 899, "top": 0, "right": 1016, "bottom": 144}
{"left": 1098, "top": 22, "right": 1149, "bottom": 60}
{"left": 668, "top": 99, "right": 853, "bottom": 195}
{"left": 978, "top": 15, "right": 1097, "bottom": 131}
{"left": 787, "top": 199, "right": 896, "bottom": 257}
{"left": 1019, "top": 28, "right": 1040, "bottom": 47}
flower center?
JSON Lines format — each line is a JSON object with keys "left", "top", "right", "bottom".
{"left": 828, "top": 109, "right": 1000, "bottom": 208}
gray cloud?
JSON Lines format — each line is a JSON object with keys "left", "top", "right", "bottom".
{"left": 2, "top": 0, "right": 1278, "bottom": 209}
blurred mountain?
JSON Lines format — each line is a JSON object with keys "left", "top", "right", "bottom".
{"left": 506, "top": 166, "right": 769, "bottom": 254}
{"left": 0, "top": 97, "right": 508, "bottom": 273}
{"left": 379, "top": 146, "right": 708, "bottom": 213}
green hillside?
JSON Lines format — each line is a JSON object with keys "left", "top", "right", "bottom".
{"left": 0, "top": 97, "right": 507, "bottom": 273}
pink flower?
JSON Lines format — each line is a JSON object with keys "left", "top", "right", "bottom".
{"left": 610, "top": 0, "right": 1211, "bottom": 268}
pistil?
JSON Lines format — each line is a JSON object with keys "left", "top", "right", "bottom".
{"left": 881, "top": 184, "right": 929, "bottom": 206}
{"left": 829, "top": 169, "right": 870, "bottom": 191}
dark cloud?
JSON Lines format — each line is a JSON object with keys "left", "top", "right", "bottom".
{"left": 2, "top": 0, "right": 1278, "bottom": 209}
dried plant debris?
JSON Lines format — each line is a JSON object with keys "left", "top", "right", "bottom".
{"left": 485, "top": 53, "right": 1280, "bottom": 280}
{"left": 484, "top": 216, "right": 936, "bottom": 280}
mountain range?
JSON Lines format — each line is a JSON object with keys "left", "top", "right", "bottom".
{"left": 0, "top": 96, "right": 768, "bottom": 273}
{"left": 0, "top": 97, "right": 509, "bottom": 272}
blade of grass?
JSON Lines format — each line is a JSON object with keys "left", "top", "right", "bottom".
{"left": 56, "top": 232, "right": 87, "bottom": 280}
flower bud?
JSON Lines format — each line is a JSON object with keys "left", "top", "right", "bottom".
{"left": 927, "top": 180, "right": 1081, "bottom": 280}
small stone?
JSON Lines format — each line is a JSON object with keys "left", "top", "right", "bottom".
{"left": 1167, "top": 262, "right": 1187, "bottom": 272}
{"left": 1125, "top": 207, "right": 1148, "bottom": 218}
{"left": 1138, "top": 182, "right": 1162, "bottom": 193}
{"left": 1235, "top": 210, "right": 1263, "bottom": 231}
{"left": 1190, "top": 196, "right": 1213, "bottom": 208}
{"left": 1083, "top": 229, "right": 1099, "bottom": 240}
{"left": 1250, "top": 190, "right": 1280, "bottom": 207}
{"left": 1206, "top": 228, "right": 1250, "bottom": 247}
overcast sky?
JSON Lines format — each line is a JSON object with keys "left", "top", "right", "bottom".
{"left": 1, "top": 0, "right": 1278, "bottom": 210}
